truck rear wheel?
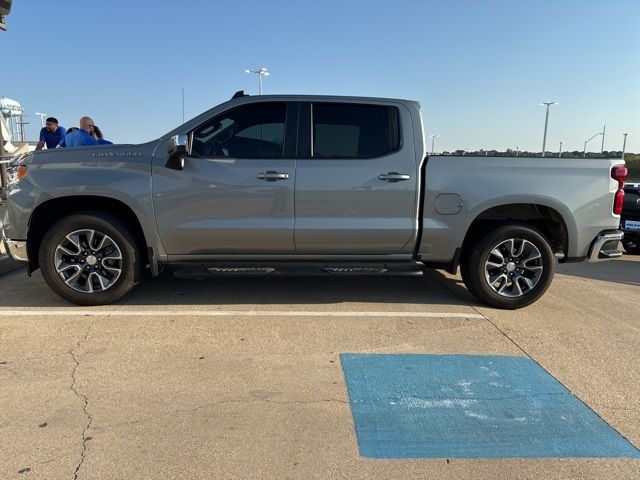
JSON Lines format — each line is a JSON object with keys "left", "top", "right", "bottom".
{"left": 39, "top": 212, "right": 141, "bottom": 305}
{"left": 460, "top": 224, "right": 555, "bottom": 309}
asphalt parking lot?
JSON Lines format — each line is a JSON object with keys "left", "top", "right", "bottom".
{"left": 0, "top": 255, "right": 639, "bottom": 479}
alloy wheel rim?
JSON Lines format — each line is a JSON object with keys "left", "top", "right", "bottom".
{"left": 54, "top": 229, "right": 123, "bottom": 293}
{"left": 484, "top": 238, "right": 543, "bottom": 298}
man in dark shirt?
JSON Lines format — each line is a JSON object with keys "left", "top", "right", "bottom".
{"left": 36, "top": 117, "right": 67, "bottom": 150}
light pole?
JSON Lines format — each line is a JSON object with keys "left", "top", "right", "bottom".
{"left": 540, "top": 101, "right": 557, "bottom": 157}
{"left": 601, "top": 125, "right": 606, "bottom": 154}
{"left": 429, "top": 134, "right": 438, "bottom": 154}
{"left": 583, "top": 132, "right": 603, "bottom": 158}
{"left": 35, "top": 112, "right": 47, "bottom": 128}
{"left": 558, "top": 141, "right": 563, "bottom": 158}
{"left": 516, "top": 146, "right": 519, "bottom": 157}
{"left": 245, "top": 68, "right": 269, "bottom": 95}
{"left": 621, "top": 133, "right": 628, "bottom": 161}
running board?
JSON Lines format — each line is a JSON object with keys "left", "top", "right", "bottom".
{"left": 322, "top": 267, "right": 387, "bottom": 274}
{"left": 171, "top": 262, "right": 424, "bottom": 279}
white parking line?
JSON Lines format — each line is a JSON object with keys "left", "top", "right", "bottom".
{"left": 0, "top": 310, "right": 485, "bottom": 319}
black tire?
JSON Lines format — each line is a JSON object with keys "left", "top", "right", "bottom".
{"left": 460, "top": 224, "right": 556, "bottom": 309}
{"left": 622, "top": 237, "right": 640, "bottom": 255}
{"left": 39, "top": 212, "right": 142, "bottom": 305}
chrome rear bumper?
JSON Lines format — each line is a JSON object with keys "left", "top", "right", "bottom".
{"left": 587, "top": 230, "right": 624, "bottom": 262}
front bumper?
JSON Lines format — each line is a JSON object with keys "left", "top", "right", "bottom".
{"left": 587, "top": 230, "right": 624, "bottom": 262}
{"left": 1, "top": 228, "right": 28, "bottom": 263}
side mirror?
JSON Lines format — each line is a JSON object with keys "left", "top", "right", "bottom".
{"left": 165, "top": 134, "right": 188, "bottom": 170}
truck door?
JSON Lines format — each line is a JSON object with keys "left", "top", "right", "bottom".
{"left": 153, "top": 101, "right": 297, "bottom": 255}
{"left": 294, "top": 102, "right": 418, "bottom": 254}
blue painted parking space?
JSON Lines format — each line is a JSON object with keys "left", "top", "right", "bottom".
{"left": 340, "top": 353, "right": 640, "bottom": 459}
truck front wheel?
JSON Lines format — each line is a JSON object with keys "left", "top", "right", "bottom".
{"left": 39, "top": 212, "right": 142, "bottom": 305}
{"left": 460, "top": 224, "right": 556, "bottom": 309}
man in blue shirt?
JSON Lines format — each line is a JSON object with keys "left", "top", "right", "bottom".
{"left": 61, "top": 116, "right": 99, "bottom": 148}
{"left": 35, "top": 117, "right": 66, "bottom": 150}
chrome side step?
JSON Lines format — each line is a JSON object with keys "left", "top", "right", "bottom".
{"left": 171, "top": 262, "right": 424, "bottom": 279}
{"left": 322, "top": 267, "right": 387, "bottom": 274}
{"left": 206, "top": 267, "right": 276, "bottom": 274}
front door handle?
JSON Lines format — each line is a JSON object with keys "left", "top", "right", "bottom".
{"left": 257, "top": 171, "right": 290, "bottom": 181}
{"left": 378, "top": 172, "right": 411, "bottom": 182}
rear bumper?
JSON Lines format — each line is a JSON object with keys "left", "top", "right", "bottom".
{"left": 587, "top": 230, "right": 624, "bottom": 262}
{"left": 1, "top": 228, "right": 28, "bottom": 263}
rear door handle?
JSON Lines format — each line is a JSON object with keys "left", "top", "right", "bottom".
{"left": 378, "top": 172, "right": 411, "bottom": 182}
{"left": 257, "top": 171, "right": 290, "bottom": 181}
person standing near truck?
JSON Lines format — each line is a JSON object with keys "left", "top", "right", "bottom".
{"left": 35, "top": 117, "right": 66, "bottom": 150}
{"left": 60, "top": 116, "right": 99, "bottom": 148}
{"left": 92, "top": 125, "right": 113, "bottom": 145}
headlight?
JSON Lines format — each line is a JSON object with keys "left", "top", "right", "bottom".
{"left": 4, "top": 152, "right": 32, "bottom": 187}
{"left": 7, "top": 164, "right": 28, "bottom": 185}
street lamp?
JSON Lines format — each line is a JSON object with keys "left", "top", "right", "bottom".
{"left": 540, "top": 101, "right": 557, "bottom": 157}
{"left": 245, "top": 68, "right": 269, "bottom": 95}
{"left": 621, "top": 133, "right": 628, "bottom": 161}
{"left": 583, "top": 132, "right": 603, "bottom": 158}
{"left": 35, "top": 112, "right": 47, "bottom": 128}
{"left": 429, "top": 134, "right": 438, "bottom": 155}
{"left": 558, "top": 141, "right": 563, "bottom": 158}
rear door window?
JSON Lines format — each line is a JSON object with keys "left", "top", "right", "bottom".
{"left": 312, "top": 103, "right": 399, "bottom": 159}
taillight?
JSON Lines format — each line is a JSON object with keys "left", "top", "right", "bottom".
{"left": 611, "top": 166, "right": 628, "bottom": 215}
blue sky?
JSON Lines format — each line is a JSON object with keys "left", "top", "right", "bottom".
{"left": 2, "top": 0, "right": 639, "bottom": 152}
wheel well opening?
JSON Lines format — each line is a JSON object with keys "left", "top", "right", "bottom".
{"left": 461, "top": 204, "right": 568, "bottom": 259}
{"left": 27, "top": 196, "right": 148, "bottom": 271}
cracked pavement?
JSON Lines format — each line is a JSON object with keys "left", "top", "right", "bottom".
{"left": 0, "top": 256, "right": 639, "bottom": 479}
{"left": 69, "top": 324, "right": 94, "bottom": 480}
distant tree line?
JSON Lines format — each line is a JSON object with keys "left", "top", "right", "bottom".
{"left": 435, "top": 150, "right": 634, "bottom": 159}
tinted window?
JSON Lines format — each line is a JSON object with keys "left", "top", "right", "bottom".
{"left": 192, "top": 103, "right": 286, "bottom": 158}
{"left": 312, "top": 104, "right": 399, "bottom": 158}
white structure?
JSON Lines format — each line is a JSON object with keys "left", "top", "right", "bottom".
{"left": 0, "top": 96, "right": 24, "bottom": 143}
{"left": 0, "top": 97, "right": 33, "bottom": 153}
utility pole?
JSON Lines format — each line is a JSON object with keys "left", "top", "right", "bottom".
{"left": 558, "top": 141, "right": 563, "bottom": 158}
{"left": 35, "top": 112, "right": 47, "bottom": 128}
{"left": 18, "top": 109, "right": 27, "bottom": 142}
{"left": 245, "top": 68, "right": 269, "bottom": 95}
{"left": 541, "top": 101, "right": 557, "bottom": 157}
{"left": 516, "top": 146, "right": 519, "bottom": 157}
{"left": 583, "top": 132, "right": 603, "bottom": 158}
{"left": 0, "top": 116, "right": 7, "bottom": 199}
{"left": 429, "top": 134, "right": 438, "bottom": 155}
{"left": 601, "top": 125, "right": 606, "bottom": 154}
{"left": 621, "top": 133, "right": 628, "bottom": 161}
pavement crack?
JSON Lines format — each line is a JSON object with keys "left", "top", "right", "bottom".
{"left": 69, "top": 322, "right": 95, "bottom": 480}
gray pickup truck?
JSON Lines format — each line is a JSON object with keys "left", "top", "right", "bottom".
{"left": 1, "top": 93, "right": 628, "bottom": 308}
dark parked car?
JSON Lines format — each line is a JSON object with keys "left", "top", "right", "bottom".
{"left": 621, "top": 182, "right": 640, "bottom": 254}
